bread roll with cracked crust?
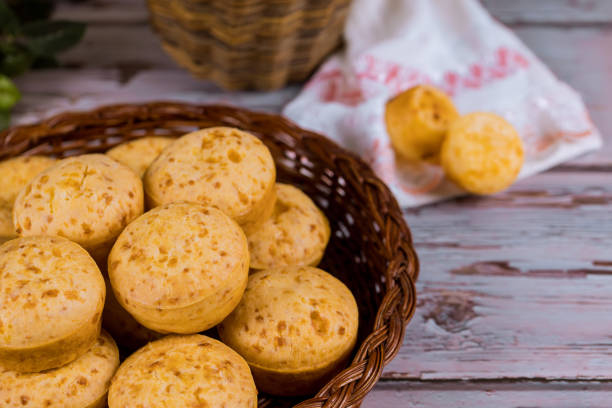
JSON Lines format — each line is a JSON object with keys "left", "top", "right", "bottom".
{"left": 13, "top": 154, "right": 143, "bottom": 263}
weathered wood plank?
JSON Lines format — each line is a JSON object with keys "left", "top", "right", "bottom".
{"left": 54, "top": 0, "right": 147, "bottom": 24}
{"left": 382, "top": 171, "right": 612, "bottom": 380}
{"left": 483, "top": 0, "right": 612, "bottom": 25}
{"left": 11, "top": 69, "right": 300, "bottom": 126}
{"left": 60, "top": 25, "right": 176, "bottom": 70}
{"left": 363, "top": 381, "right": 612, "bottom": 408}
{"left": 54, "top": 0, "right": 612, "bottom": 25}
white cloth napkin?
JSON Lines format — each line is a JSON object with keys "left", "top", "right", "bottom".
{"left": 283, "top": 0, "right": 602, "bottom": 207}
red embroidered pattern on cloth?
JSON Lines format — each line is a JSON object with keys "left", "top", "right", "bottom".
{"left": 307, "top": 46, "right": 530, "bottom": 106}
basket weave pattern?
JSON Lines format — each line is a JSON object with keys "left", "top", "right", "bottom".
{"left": 0, "top": 103, "right": 418, "bottom": 408}
{"left": 147, "top": 0, "right": 352, "bottom": 90}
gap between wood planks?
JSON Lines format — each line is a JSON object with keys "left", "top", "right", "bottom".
{"left": 482, "top": 0, "right": 612, "bottom": 25}
{"left": 363, "top": 380, "right": 612, "bottom": 408}
{"left": 379, "top": 377, "right": 612, "bottom": 383}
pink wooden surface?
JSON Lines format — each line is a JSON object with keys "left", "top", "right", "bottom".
{"left": 392, "top": 171, "right": 612, "bottom": 380}
{"left": 364, "top": 381, "right": 612, "bottom": 407}
{"left": 10, "top": 0, "right": 612, "bottom": 405}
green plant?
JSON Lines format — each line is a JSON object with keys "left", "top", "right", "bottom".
{"left": 0, "top": 0, "right": 85, "bottom": 130}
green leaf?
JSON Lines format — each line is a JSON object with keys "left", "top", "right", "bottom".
{"left": 21, "top": 20, "right": 85, "bottom": 56}
{"left": 0, "top": 110, "right": 10, "bottom": 131}
{"left": 0, "top": 42, "right": 32, "bottom": 76}
{"left": 0, "top": 51, "right": 32, "bottom": 76}
{"left": 0, "top": 74, "right": 20, "bottom": 110}
{"left": 0, "top": 1, "right": 20, "bottom": 35}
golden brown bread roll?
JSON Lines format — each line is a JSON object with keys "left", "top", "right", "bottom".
{"left": 106, "top": 136, "right": 174, "bottom": 178}
{"left": 108, "top": 334, "right": 257, "bottom": 408}
{"left": 13, "top": 154, "right": 144, "bottom": 263}
{"left": 144, "top": 127, "right": 276, "bottom": 232}
{"left": 0, "top": 155, "right": 56, "bottom": 207}
{"left": 247, "top": 183, "right": 330, "bottom": 270}
{"left": 385, "top": 84, "right": 459, "bottom": 162}
{"left": 108, "top": 202, "right": 249, "bottom": 334}
{"left": 0, "top": 331, "right": 119, "bottom": 408}
{"left": 219, "top": 266, "right": 359, "bottom": 395}
{"left": 0, "top": 236, "right": 105, "bottom": 372}
{"left": 441, "top": 112, "right": 524, "bottom": 194}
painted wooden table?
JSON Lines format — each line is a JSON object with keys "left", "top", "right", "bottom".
{"left": 11, "top": 1, "right": 612, "bottom": 406}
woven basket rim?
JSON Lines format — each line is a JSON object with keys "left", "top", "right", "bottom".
{"left": 0, "top": 102, "right": 418, "bottom": 408}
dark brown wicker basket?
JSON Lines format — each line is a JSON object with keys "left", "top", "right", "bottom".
{"left": 0, "top": 103, "right": 418, "bottom": 408}
{"left": 146, "top": 0, "right": 352, "bottom": 90}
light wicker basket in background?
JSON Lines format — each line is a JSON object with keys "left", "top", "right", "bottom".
{"left": 146, "top": 0, "right": 352, "bottom": 90}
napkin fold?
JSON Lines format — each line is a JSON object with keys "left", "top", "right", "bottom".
{"left": 283, "top": 0, "right": 602, "bottom": 207}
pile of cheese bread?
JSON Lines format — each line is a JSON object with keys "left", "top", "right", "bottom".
{"left": 0, "top": 127, "right": 359, "bottom": 407}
